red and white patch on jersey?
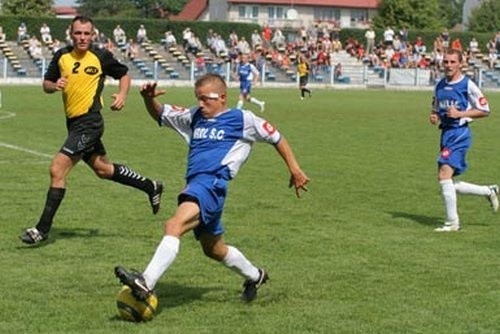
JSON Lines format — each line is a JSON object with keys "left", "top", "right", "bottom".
{"left": 262, "top": 121, "right": 276, "bottom": 135}
{"left": 441, "top": 147, "right": 451, "bottom": 159}
{"left": 171, "top": 105, "right": 188, "bottom": 113}
{"left": 478, "top": 97, "right": 488, "bottom": 106}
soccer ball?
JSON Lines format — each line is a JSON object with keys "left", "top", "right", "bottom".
{"left": 116, "top": 285, "right": 158, "bottom": 322}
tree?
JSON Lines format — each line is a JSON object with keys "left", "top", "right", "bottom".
{"left": 2, "top": 0, "right": 54, "bottom": 16}
{"left": 438, "top": 0, "right": 464, "bottom": 29}
{"left": 76, "top": 0, "right": 136, "bottom": 18}
{"left": 373, "top": 0, "right": 446, "bottom": 30}
{"left": 76, "top": 0, "right": 188, "bottom": 18}
{"left": 468, "top": 0, "right": 500, "bottom": 32}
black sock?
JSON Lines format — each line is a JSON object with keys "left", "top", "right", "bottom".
{"left": 111, "top": 163, "right": 154, "bottom": 194}
{"left": 301, "top": 89, "right": 305, "bottom": 98}
{"left": 36, "top": 187, "right": 66, "bottom": 234}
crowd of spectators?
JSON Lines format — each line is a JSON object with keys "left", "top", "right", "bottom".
{"left": 1, "top": 20, "right": 499, "bottom": 83}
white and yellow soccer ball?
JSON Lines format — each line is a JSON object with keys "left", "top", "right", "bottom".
{"left": 116, "top": 285, "right": 158, "bottom": 322}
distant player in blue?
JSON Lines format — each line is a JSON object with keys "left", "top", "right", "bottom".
{"left": 430, "top": 48, "right": 498, "bottom": 232}
{"left": 115, "top": 74, "right": 309, "bottom": 302}
{"left": 235, "top": 53, "right": 265, "bottom": 112}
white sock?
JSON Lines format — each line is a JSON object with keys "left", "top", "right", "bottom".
{"left": 250, "top": 97, "right": 263, "bottom": 106}
{"left": 142, "top": 235, "right": 180, "bottom": 290}
{"left": 454, "top": 180, "right": 491, "bottom": 196}
{"left": 440, "top": 179, "right": 459, "bottom": 223}
{"left": 236, "top": 100, "right": 244, "bottom": 109}
{"left": 222, "top": 245, "right": 260, "bottom": 281}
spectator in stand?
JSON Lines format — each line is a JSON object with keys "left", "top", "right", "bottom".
{"left": 186, "top": 33, "right": 202, "bottom": 55}
{"left": 399, "top": 26, "right": 409, "bottom": 44}
{"left": 125, "top": 38, "right": 139, "bottom": 60}
{"left": 331, "top": 37, "right": 342, "bottom": 52}
{"left": 236, "top": 37, "right": 251, "bottom": 55}
{"left": 17, "top": 22, "right": 29, "bottom": 44}
{"left": 393, "top": 35, "right": 402, "bottom": 52}
{"left": 487, "top": 48, "right": 497, "bottom": 69}
{"left": 251, "top": 29, "right": 262, "bottom": 49}
{"left": 364, "top": 26, "right": 375, "bottom": 55}
{"left": 136, "top": 24, "right": 148, "bottom": 44}
{"left": 113, "top": 24, "right": 126, "bottom": 46}
{"left": 195, "top": 53, "right": 206, "bottom": 76}
{"left": 65, "top": 24, "right": 72, "bottom": 45}
{"left": 261, "top": 25, "right": 272, "bottom": 48}
{"left": 52, "top": 39, "right": 61, "bottom": 53}
{"left": 182, "top": 27, "right": 192, "bottom": 51}
{"left": 213, "top": 34, "right": 228, "bottom": 57}
{"left": 163, "top": 31, "right": 177, "bottom": 50}
{"left": 271, "top": 28, "right": 285, "bottom": 49}
{"left": 433, "top": 35, "right": 444, "bottom": 53}
{"left": 469, "top": 37, "right": 479, "bottom": 55}
{"left": 0, "top": 27, "right": 6, "bottom": 43}
{"left": 383, "top": 26, "right": 395, "bottom": 47}
{"left": 495, "top": 31, "right": 500, "bottom": 54}
{"left": 229, "top": 30, "right": 239, "bottom": 48}
{"left": 414, "top": 36, "right": 426, "bottom": 55}
{"left": 40, "top": 23, "right": 53, "bottom": 45}
{"left": 441, "top": 28, "right": 450, "bottom": 49}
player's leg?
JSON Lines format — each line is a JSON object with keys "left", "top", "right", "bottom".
{"left": 86, "top": 148, "right": 163, "bottom": 214}
{"left": 454, "top": 180, "right": 499, "bottom": 211}
{"left": 20, "top": 151, "right": 79, "bottom": 244}
{"left": 436, "top": 164, "right": 460, "bottom": 231}
{"left": 115, "top": 200, "right": 200, "bottom": 300}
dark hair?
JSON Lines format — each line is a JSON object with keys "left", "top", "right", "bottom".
{"left": 446, "top": 48, "right": 463, "bottom": 62}
{"left": 71, "top": 16, "right": 94, "bottom": 32}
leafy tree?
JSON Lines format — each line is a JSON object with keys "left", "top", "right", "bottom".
{"left": 438, "top": 0, "right": 464, "bottom": 29}
{"left": 76, "top": 0, "right": 188, "bottom": 18}
{"left": 132, "top": 0, "right": 188, "bottom": 18}
{"left": 76, "top": 0, "right": 136, "bottom": 18}
{"left": 373, "top": 0, "right": 446, "bottom": 30}
{"left": 468, "top": 0, "right": 500, "bottom": 32}
{"left": 2, "top": 0, "right": 54, "bottom": 16}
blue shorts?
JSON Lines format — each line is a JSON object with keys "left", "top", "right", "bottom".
{"left": 438, "top": 126, "right": 471, "bottom": 176}
{"left": 178, "top": 174, "right": 228, "bottom": 239}
{"left": 240, "top": 81, "right": 252, "bottom": 97}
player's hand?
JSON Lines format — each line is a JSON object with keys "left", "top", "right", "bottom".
{"left": 289, "top": 170, "right": 310, "bottom": 198}
{"left": 446, "top": 106, "right": 461, "bottom": 119}
{"left": 110, "top": 93, "right": 126, "bottom": 111}
{"left": 55, "top": 77, "right": 68, "bottom": 91}
{"left": 140, "top": 82, "right": 166, "bottom": 98}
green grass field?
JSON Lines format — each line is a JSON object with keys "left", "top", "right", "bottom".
{"left": 1, "top": 85, "right": 500, "bottom": 333}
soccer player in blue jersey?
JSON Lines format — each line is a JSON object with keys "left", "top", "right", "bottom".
{"left": 430, "top": 48, "right": 498, "bottom": 232}
{"left": 115, "top": 74, "right": 309, "bottom": 302}
{"left": 235, "top": 53, "right": 266, "bottom": 112}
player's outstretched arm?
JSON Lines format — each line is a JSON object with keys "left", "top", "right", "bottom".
{"left": 140, "top": 82, "right": 166, "bottom": 121}
{"left": 110, "top": 74, "right": 131, "bottom": 111}
{"left": 274, "top": 137, "right": 310, "bottom": 198}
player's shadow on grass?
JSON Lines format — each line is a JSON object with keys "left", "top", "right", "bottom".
{"left": 155, "top": 281, "right": 217, "bottom": 309}
{"left": 17, "top": 227, "right": 103, "bottom": 249}
{"left": 387, "top": 211, "right": 440, "bottom": 226}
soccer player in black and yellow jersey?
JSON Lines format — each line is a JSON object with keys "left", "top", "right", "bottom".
{"left": 297, "top": 54, "right": 311, "bottom": 100}
{"left": 20, "top": 16, "right": 164, "bottom": 245}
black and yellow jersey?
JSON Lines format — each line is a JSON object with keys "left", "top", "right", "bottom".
{"left": 44, "top": 46, "right": 128, "bottom": 119}
{"left": 297, "top": 62, "right": 309, "bottom": 78}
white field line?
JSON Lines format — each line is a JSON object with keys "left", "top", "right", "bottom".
{"left": 0, "top": 111, "right": 52, "bottom": 159}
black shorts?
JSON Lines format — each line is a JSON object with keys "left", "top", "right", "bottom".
{"left": 299, "top": 75, "right": 308, "bottom": 87}
{"left": 60, "top": 112, "right": 106, "bottom": 162}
